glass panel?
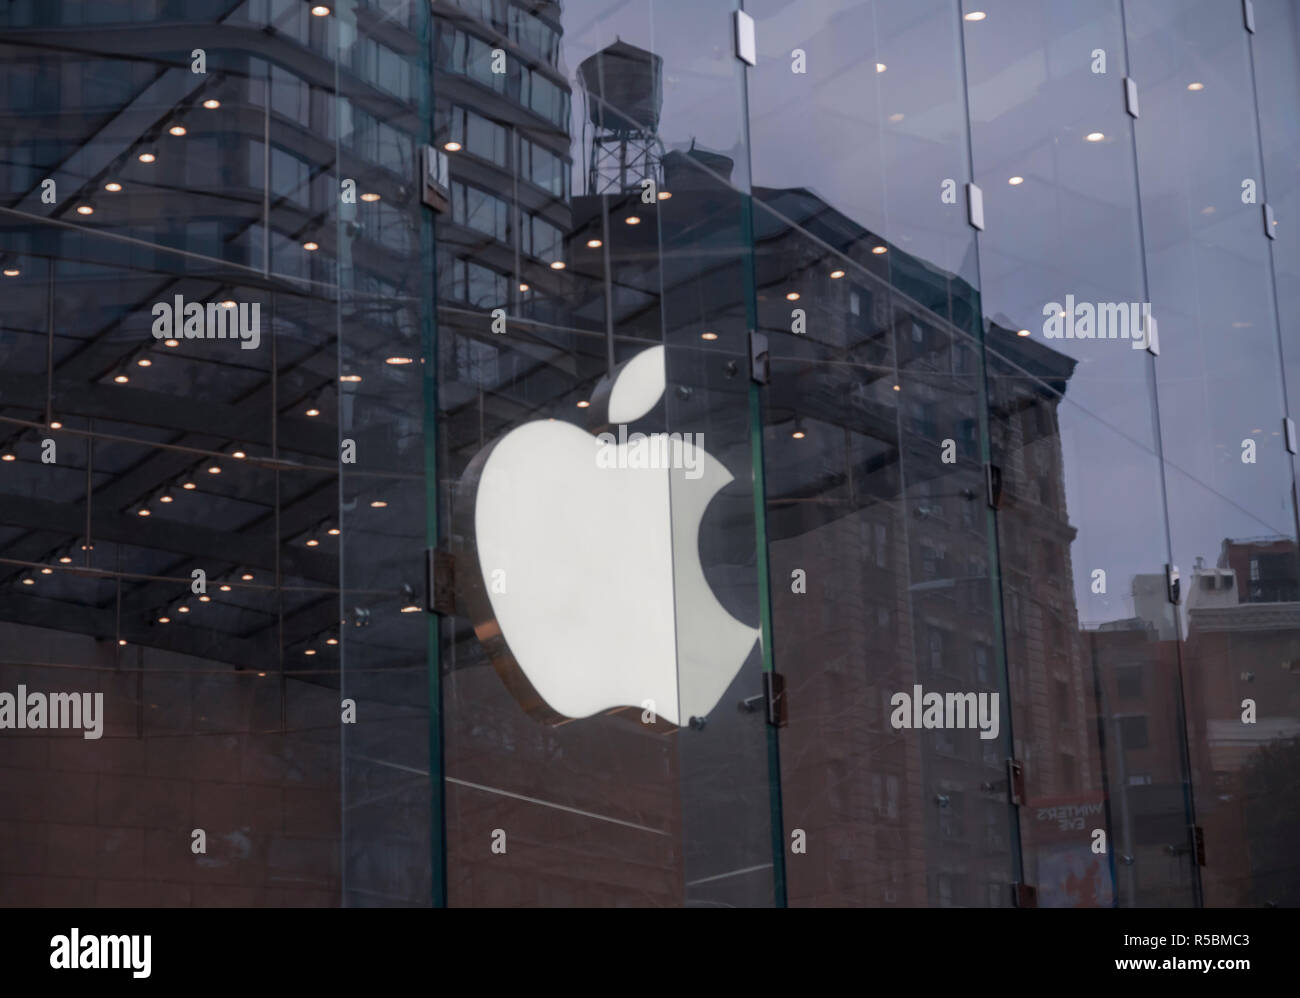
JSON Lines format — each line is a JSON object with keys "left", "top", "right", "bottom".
{"left": 963, "top": 0, "right": 1193, "bottom": 906}
{"left": 747, "top": 0, "right": 1016, "bottom": 906}
{"left": 1126, "top": 0, "right": 1300, "bottom": 907}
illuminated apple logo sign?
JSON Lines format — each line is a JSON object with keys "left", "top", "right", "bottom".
{"left": 454, "top": 345, "right": 758, "bottom": 727}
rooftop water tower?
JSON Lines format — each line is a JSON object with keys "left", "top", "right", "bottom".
{"left": 577, "top": 39, "right": 664, "bottom": 196}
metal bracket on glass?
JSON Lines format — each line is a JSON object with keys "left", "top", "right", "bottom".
{"left": 1264, "top": 202, "right": 1277, "bottom": 239}
{"left": 1166, "top": 563, "right": 1181, "bottom": 605}
{"left": 733, "top": 10, "right": 756, "bottom": 66}
{"left": 1007, "top": 758, "right": 1025, "bottom": 805}
{"left": 985, "top": 462, "right": 1002, "bottom": 510}
{"left": 1243, "top": 0, "right": 1256, "bottom": 33}
{"left": 1124, "top": 77, "right": 1140, "bottom": 119}
{"left": 749, "top": 330, "right": 770, "bottom": 385}
{"left": 1191, "top": 824, "right": 1206, "bottom": 866}
{"left": 1013, "top": 882, "right": 1038, "bottom": 908}
{"left": 1285, "top": 417, "right": 1297, "bottom": 454}
{"left": 740, "top": 671, "right": 787, "bottom": 727}
{"left": 1141, "top": 309, "right": 1159, "bottom": 355}
{"left": 426, "top": 548, "right": 456, "bottom": 615}
{"left": 764, "top": 671, "right": 787, "bottom": 727}
{"left": 966, "top": 182, "right": 984, "bottom": 231}
{"left": 420, "top": 144, "right": 450, "bottom": 213}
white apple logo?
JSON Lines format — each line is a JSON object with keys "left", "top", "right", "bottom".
{"left": 454, "top": 345, "right": 758, "bottom": 727}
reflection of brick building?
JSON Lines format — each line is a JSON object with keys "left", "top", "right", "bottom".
{"left": 759, "top": 181, "right": 1103, "bottom": 906}
{"left": 985, "top": 331, "right": 1114, "bottom": 906}
{"left": 1182, "top": 538, "right": 1300, "bottom": 907}
{"left": 1088, "top": 622, "right": 1191, "bottom": 906}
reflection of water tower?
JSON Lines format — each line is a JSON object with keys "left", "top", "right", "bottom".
{"left": 577, "top": 40, "right": 664, "bottom": 196}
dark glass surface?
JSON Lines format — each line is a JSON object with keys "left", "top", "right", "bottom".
{"left": 1, "top": 0, "right": 1297, "bottom": 909}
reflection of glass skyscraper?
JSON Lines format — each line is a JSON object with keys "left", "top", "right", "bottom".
{"left": 0, "top": 2, "right": 432, "bottom": 906}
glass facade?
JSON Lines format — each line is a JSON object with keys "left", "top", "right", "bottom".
{"left": 1, "top": 0, "right": 1298, "bottom": 908}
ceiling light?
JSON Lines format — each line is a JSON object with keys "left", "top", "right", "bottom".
{"left": 20, "top": 577, "right": 33, "bottom": 585}
{"left": 385, "top": 356, "right": 414, "bottom": 365}
{"left": 138, "top": 152, "right": 156, "bottom": 163}
{"left": 792, "top": 429, "right": 806, "bottom": 439}
{"left": 178, "top": 605, "right": 190, "bottom": 613}
{"left": 1085, "top": 131, "right": 1105, "bottom": 142}
{"left": 76, "top": 204, "right": 94, "bottom": 215}
{"left": 168, "top": 124, "right": 187, "bottom": 137}
{"left": 182, "top": 481, "right": 196, "bottom": 490}
{"left": 964, "top": 10, "right": 986, "bottom": 20}
{"left": 1017, "top": 328, "right": 1031, "bottom": 337}
{"left": 518, "top": 283, "right": 529, "bottom": 292}
{"left": 158, "top": 616, "right": 171, "bottom": 624}
{"left": 159, "top": 493, "right": 173, "bottom": 503}
{"left": 303, "top": 241, "right": 319, "bottom": 251}
{"left": 198, "top": 595, "right": 211, "bottom": 602}
{"left": 872, "top": 245, "right": 888, "bottom": 254}
{"left": 370, "top": 500, "right": 388, "bottom": 508}
{"left": 328, "top": 527, "right": 340, "bottom": 536}
{"left": 576, "top": 400, "right": 590, "bottom": 408}
{"left": 58, "top": 556, "right": 72, "bottom": 564}
{"left": 202, "top": 98, "right": 221, "bottom": 109}
{"left": 586, "top": 238, "right": 603, "bottom": 248}
{"left": 164, "top": 338, "right": 179, "bottom": 347}
{"left": 360, "top": 192, "right": 381, "bottom": 202}
{"left": 311, "top": 4, "right": 331, "bottom": 15}
{"left": 40, "top": 567, "right": 53, "bottom": 575}
{"left": 304, "top": 648, "right": 317, "bottom": 655}
{"left": 625, "top": 216, "right": 641, "bottom": 225}
{"left": 240, "top": 572, "right": 254, "bottom": 581}
{"left": 0, "top": 453, "right": 14, "bottom": 463}
{"left": 136, "top": 357, "right": 152, "bottom": 367}
{"left": 549, "top": 260, "right": 566, "bottom": 270}
{"left": 340, "top": 374, "right": 362, "bottom": 383}
{"left": 137, "top": 508, "right": 150, "bottom": 517}
{"left": 1008, "top": 176, "right": 1024, "bottom": 185}
{"left": 786, "top": 292, "right": 800, "bottom": 301}
{"left": 231, "top": 450, "right": 246, "bottom": 459}
{"left": 701, "top": 331, "right": 719, "bottom": 340}
{"left": 207, "top": 465, "right": 221, "bottom": 474}
{"left": 401, "top": 605, "right": 421, "bottom": 613}
{"left": 306, "top": 538, "right": 320, "bottom": 547}
{"left": 657, "top": 191, "right": 672, "bottom": 200}
{"left": 2, "top": 269, "right": 18, "bottom": 277}
{"left": 326, "top": 638, "right": 338, "bottom": 646}
{"left": 113, "top": 373, "right": 129, "bottom": 384}
{"left": 876, "top": 63, "right": 887, "bottom": 73}
{"left": 220, "top": 300, "right": 236, "bottom": 309}
{"left": 118, "top": 639, "right": 127, "bottom": 646}
{"left": 892, "top": 384, "right": 901, "bottom": 391}
{"left": 49, "top": 421, "right": 62, "bottom": 429}
{"left": 830, "top": 270, "right": 845, "bottom": 279}
{"left": 443, "top": 141, "right": 462, "bottom": 152}
{"left": 219, "top": 584, "right": 231, "bottom": 592}
{"left": 1187, "top": 82, "right": 1204, "bottom": 91}
{"left": 888, "top": 113, "right": 905, "bottom": 123}
{"left": 305, "top": 406, "right": 321, "bottom": 417}
{"left": 104, "top": 182, "right": 122, "bottom": 192}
